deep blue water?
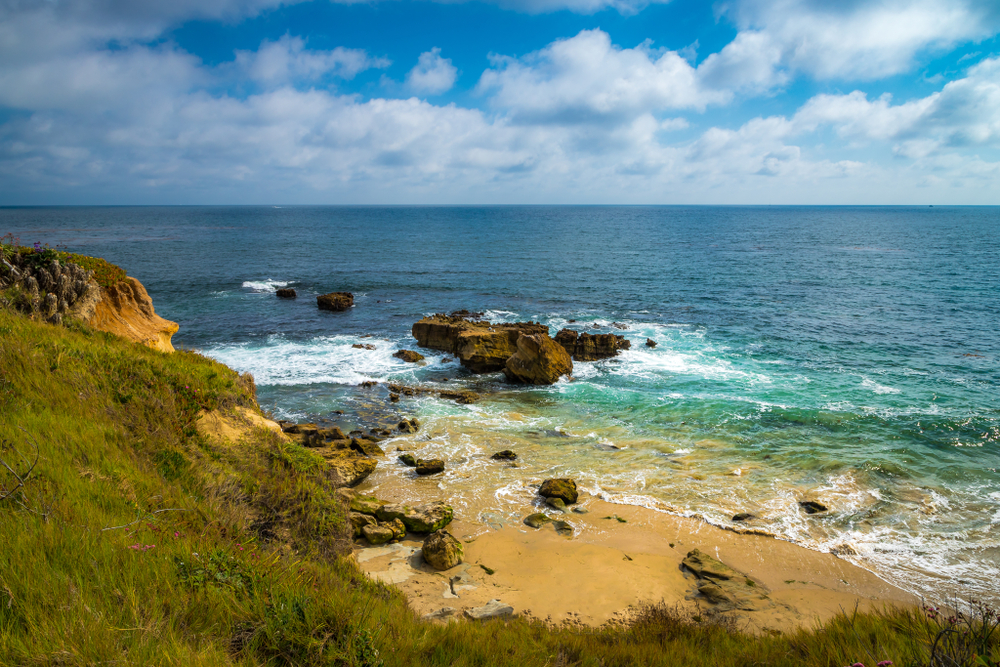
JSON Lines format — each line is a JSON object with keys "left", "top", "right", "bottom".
{"left": 3, "top": 205, "right": 999, "bottom": 601}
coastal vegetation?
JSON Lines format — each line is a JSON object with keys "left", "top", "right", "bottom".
{"left": 0, "top": 248, "right": 997, "bottom": 666}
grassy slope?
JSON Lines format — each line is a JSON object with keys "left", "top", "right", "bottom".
{"left": 0, "top": 307, "right": 992, "bottom": 667}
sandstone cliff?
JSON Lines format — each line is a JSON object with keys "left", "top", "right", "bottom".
{"left": 87, "top": 276, "right": 179, "bottom": 353}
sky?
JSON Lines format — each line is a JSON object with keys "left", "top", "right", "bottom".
{"left": 1, "top": 0, "right": 999, "bottom": 204}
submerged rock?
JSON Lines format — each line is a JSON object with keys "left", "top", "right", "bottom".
{"left": 732, "top": 512, "right": 757, "bottom": 522}
{"left": 422, "top": 529, "right": 464, "bottom": 570}
{"left": 503, "top": 333, "right": 573, "bottom": 385}
{"left": 490, "top": 450, "right": 517, "bottom": 461}
{"left": 397, "top": 418, "right": 420, "bottom": 433}
{"left": 545, "top": 497, "right": 567, "bottom": 513}
{"left": 352, "top": 343, "right": 376, "bottom": 350}
{"left": 539, "top": 478, "right": 578, "bottom": 504}
{"left": 799, "top": 501, "right": 828, "bottom": 514}
{"left": 316, "top": 292, "right": 353, "bottom": 311}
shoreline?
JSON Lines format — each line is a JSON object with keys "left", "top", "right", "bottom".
{"left": 353, "top": 480, "right": 918, "bottom": 631}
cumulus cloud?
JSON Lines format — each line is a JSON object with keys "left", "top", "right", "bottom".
{"left": 722, "top": 0, "right": 1000, "bottom": 80}
{"left": 793, "top": 56, "right": 1000, "bottom": 154}
{"left": 406, "top": 48, "right": 458, "bottom": 95}
{"left": 479, "top": 30, "right": 729, "bottom": 124}
{"left": 1, "top": 2, "right": 999, "bottom": 203}
{"left": 235, "top": 36, "right": 389, "bottom": 86}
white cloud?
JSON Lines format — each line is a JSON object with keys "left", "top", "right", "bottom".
{"left": 723, "top": 0, "right": 1000, "bottom": 80}
{"left": 406, "top": 48, "right": 458, "bottom": 95}
{"left": 793, "top": 56, "right": 1000, "bottom": 153}
{"left": 235, "top": 36, "right": 389, "bottom": 85}
{"left": 1, "top": 3, "right": 999, "bottom": 204}
{"left": 478, "top": 30, "right": 730, "bottom": 124}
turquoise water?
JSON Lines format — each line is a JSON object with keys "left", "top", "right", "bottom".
{"left": 3, "top": 205, "right": 998, "bottom": 601}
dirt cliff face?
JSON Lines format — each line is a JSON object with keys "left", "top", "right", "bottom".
{"left": 87, "top": 276, "right": 179, "bottom": 353}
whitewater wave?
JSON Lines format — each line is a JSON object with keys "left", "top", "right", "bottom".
{"left": 241, "top": 279, "right": 291, "bottom": 293}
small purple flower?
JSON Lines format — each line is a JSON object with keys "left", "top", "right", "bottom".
{"left": 877, "top": 661, "right": 894, "bottom": 667}
{"left": 33, "top": 242, "right": 42, "bottom": 252}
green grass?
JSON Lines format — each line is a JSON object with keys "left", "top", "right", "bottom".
{"left": 0, "top": 304, "right": 997, "bottom": 667}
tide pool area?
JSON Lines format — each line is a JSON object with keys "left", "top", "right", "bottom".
{"left": 3, "top": 204, "right": 998, "bottom": 603}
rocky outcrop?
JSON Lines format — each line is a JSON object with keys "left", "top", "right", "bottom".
{"left": 646, "top": 338, "right": 657, "bottom": 348}
{"left": 539, "top": 478, "right": 578, "bottom": 504}
{"left": 276, "top": 288, "right": 296, "bottom": 298}
{"left": 681, "top": 549, "right": 769, "bottom": 611}
{"left": 503, "top": 334, "right": 573, "bottom": 385}
{"left": 319, "top": 450, "right": 378, "bottom": 487}
{"left": 386, "top": 382, "right": 479, "bottom": 405}
{"left": 412, "top": 314, "right": 548, "bottom": 373}
{"left": 317, "top": 292, "right": 353, "bottom": 311}
{"left": 89, "top": 277, "right": 179, "bottom": 353}
{"left": 554, "top": 329, "right": 631, "bottom": 361}
{"left": 422, "top": 530, "right": 464, "bottom": 570}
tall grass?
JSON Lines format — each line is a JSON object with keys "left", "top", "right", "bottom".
{"left": 0, "top": 306, "right": 996, "bottom": 667}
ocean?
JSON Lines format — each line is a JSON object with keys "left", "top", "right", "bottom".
{"left": 3, "top": 205, "right": 998, "bottom": 602}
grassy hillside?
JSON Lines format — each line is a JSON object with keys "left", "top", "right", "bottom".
{"left": 0, "top": 303, "right": 996, "bottom": 666}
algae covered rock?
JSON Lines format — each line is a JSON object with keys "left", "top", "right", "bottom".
{"left": 350, "top": 437, "right": 385, "bottom": 457}
{"left": 681, "top": 549, "right": 738, "bottom": 582}
{"left": 422, "top": 529, "right": 464, "bottom": 570}
{"left": 490, "top": 450, "right": 517, "bottom": 461}
{"left": 376, "top": 501, "right": 454, "bottom": 533}
{"left": 539, "top": 478, "right": 578, "bottom": 504}
{"left": 503, "top": 333, "right": 573, "bottom": 385}
{"left": 416, "top": 458, "right": 445, "bottom": 475}
{"left": 523, "top": 513, "right": 552, "bottom": 529}
{"left": 350, "top": 511, "right": 376, "bottom": 537}
{"left": 398, "top": 453, "right": 417, "bottom": 467}
{"left": 349, "top": 494, "right": 386, "bottom": 516}
{"left": 362, "top": 523, "right": 394, "bottom": 545}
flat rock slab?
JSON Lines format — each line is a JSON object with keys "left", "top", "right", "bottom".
{"left": 465, "top": 599, "right": 514, "bottom": 620}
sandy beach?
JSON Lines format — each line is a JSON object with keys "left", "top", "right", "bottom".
{"left": 353, "top": 481, "right": 917, "bottom": 632}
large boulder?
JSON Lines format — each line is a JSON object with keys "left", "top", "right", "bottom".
{"left": 554, "top": 329, "right": 631, "bottom": 361}
{"left": 362, "top": 523, "right": 395, "bottom": 545}
{"left": 503, "top": 334, "right": 573, "bottom": 385}
{"left": 539, "top": 478, "right": 578, "bottom": 504}
{"left": 317, "top": 292, "right": 354, "bottom": 311}
{"left": 411, "top": 314, "right": 548, "bottom": 373}
{"left": 376, "top": 501, "right": 454, "bottom": 533}
{"left": 422, "top": 530, "right": 464, "bottom": 570}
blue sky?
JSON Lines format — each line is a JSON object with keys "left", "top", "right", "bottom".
{"left": 1, "top": 0, "right": 999, "bottom": 204}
